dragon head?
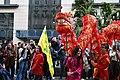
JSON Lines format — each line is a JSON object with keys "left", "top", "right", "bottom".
{"left": 55, "top": 12, "right": 73, "bottom": 34}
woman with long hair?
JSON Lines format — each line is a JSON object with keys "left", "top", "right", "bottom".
{"left": 64, "top": 45, "right": 83, "bottom": 80}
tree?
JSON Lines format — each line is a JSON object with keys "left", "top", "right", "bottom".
{"left": 72, "top": 1, "right": 120, "bottom": 35}
{"left": 72, "top": 0, "right": 96, "bottom": 38}
{"left": 97, "top": 2, "right": 120, "bottom": 32}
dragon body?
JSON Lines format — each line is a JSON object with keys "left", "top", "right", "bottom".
{"left": 55, "top": 12, "right": 120, "bottom": 56}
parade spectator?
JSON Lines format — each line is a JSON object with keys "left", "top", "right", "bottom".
{"left": 16, "top": 43, "right": 29, "bottom": 80}
{"left": 109, "top": 44, "right": 119, "bottom": 80}
{"left": 0, "top": 63, "right": 12, "bottom": 80}
{"left": 116, "top": 45, "right": 120, "bottom": 80}
{"left": 50, "top": 37, "right": 60, "bottom": 77}
{"left": 28, "top": 44, "right": 36, "bottom": 80}
{"left": 82, "top": 48, "right": 93, "bottom": 80}
{"left": 90, "top": 43, "right": 110, "bottom": 80}
{"left": 16, "top": 42, "right": 21, "bottom": 74}
{"left": 58, "top": 44, "right": 66, "bottom": 80}
{"left": 57, "top": 35, "right": 62, "bottom": 45}
{"left": 30, "top": 39, "right": 36, "bottom": 50}
{"left": 31, "top": 45, "right": 44, "bottom": 80}
{"left": 0, "top": 42, "right": 5, "bottom": 65}
{"left": 63, "top": 52, "right": 70, "bottom": 79}
{"left": 51, "top": 37, "right": 60, "bottom": 51}
{"left": 117, "top": 44, "right": 120, "bottom": 61}
{"left": 49, "top": 42, "right": 56, "bottom": 79}
{"left": 42, "top": 51, "right": 51, "bottom": 80}
{"left": 57, "top": 35, "right": 66, "bottom": 79}
{"left": 50, "top": 36, "right": 66, "bottom": 79}
{"left": 4, "top": 42, "right": 16, "bottom": 80}
{"left": 64, "top": 45, "right": 83, "bottom": 80}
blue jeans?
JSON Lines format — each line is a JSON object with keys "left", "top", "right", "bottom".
{"left": 0, "top": 65, "right": 11, "bottom": 80}
{"left": 16, "top": 60, "right": 28, "bottom": 80}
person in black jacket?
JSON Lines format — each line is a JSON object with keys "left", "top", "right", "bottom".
{"left": 42, "top": 53, "right": 52, "bottom": 80}
{"left": 58, "top": 44, "right": 66, "bottom": 80}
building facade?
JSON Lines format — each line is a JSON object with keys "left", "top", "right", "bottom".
{"left": 0, "top": 0, "right": 29, "bottom": 44}
{"left": 0, "top": 0, "right": 120, "bottom": 44}
{"left": 0, "top": 0, "right": 62, "bottom": 44}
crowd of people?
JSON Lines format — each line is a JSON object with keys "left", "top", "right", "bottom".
{"left": 0, "top": 35, "right": 120, "bottom": 80}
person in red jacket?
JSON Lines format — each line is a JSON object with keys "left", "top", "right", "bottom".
{"left": 32, "top": 45, "right": 44, "bottom": 80}
{"left": 90, "top": 43, "right": 110, "bottom": 80}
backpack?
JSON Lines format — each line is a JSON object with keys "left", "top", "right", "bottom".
{"left": 42, "top": 53, "right": 51, "bottom": 76}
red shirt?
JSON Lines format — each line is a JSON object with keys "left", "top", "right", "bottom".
{"left": 32, "top": 52, "right": 44, "bottom": 75}
{"left": 93, "top": 52, "right": 110, "bottom": 80}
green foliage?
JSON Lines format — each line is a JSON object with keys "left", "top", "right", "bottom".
{"left": 97, "top": 2, "right": 118, "bottom": 29}
{"left": 72, "top": 0, "right": 120, "bottom": 36}
{"left": 72, "top": 0, "right": 96, "bottom": 37}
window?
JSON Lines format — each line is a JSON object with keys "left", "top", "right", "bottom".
{"left": 4, "top": 0, "right": 10, "bottom": 4}
{"left": 0, "top": 13, "right": 14, "bottom": 29}
{"left": 55, "top": 0, "right": 61, "bottom": 5}
{"left": 0, "top": 13, "right": 14, "bottom": 39}
{"left": 35, "top": 0, "right": 39, "bottom": 5}
{"left": 44, "top": 0, "right": 47, "bottom": 4}
{"left": 54, "top": 0, "right": 55, "bottom": 4}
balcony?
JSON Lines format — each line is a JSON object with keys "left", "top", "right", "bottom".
{"left": 16, "top": 29, "right": 58, "bottom": 39}
{"left": 0, "top": 4, "right": 19, "bottom": 8}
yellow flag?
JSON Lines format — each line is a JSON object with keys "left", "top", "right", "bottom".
{"left": 38, "top": 26, "right": 54, "bottom": 77}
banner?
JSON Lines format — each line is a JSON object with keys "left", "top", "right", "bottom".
{"left": 38, "top": 26, "right": 54, "bottom": 77}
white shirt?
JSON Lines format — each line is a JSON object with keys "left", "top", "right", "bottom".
{"left": 109, "top": 50, "right": 117, "bottom": 61}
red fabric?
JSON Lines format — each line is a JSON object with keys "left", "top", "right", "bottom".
{"left": 60, "top": 6, "right": 63, "bottom": 9}
{"left": 56, "top": 13, "right": 120, "bottom": 58}
{"left": 91, "top": 27, "right": 101, "bottom": 55}
{"left": 55, "top": 6, "right": 58, "bottom": 9}
{"left": 32, "top": 53, "right": 44, "bottom": 76}
{"left": 55, "top": 12, "right": 79, "bottom": 55}
{"left": 93, "top": 52, "right": 110, "bottom": 80}
{"left": 102, "top": 23, "right": 120, "bottom": 45}
{"left": 78, "top": 14, "right": 100, "bottom": 56}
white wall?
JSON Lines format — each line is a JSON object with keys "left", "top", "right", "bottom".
{"left": 13, "top": 0, "right": 29, "bottom": 44}
{"left": 0, "top": 0, "right": 29, "bottom": 44}
{"left": 0, "top": 0, "right": 4, "bottom": 4}
{"left": 11, "top": 0, "right": 29, "bottom": 30}
{"left": 61, "top": 0, "right": 75, "bottom": 13}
